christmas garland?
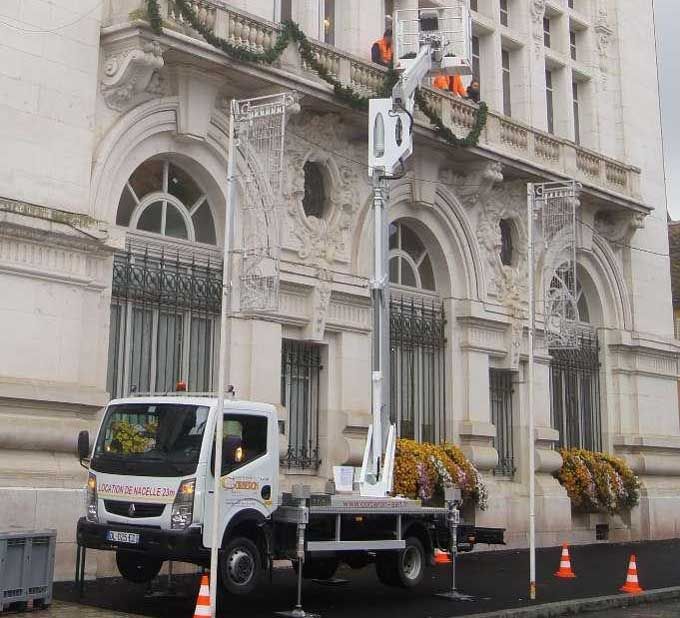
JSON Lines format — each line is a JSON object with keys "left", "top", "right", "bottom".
{"left": 145, "top": 0, "right": 486, "bottom": 146}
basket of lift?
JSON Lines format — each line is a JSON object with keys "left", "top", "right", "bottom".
{"left": 0, "top": 528, "right": 56, "bottom": 613}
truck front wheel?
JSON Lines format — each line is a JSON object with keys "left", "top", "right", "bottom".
{"left": 375, "top": 537, "right": 425, "bottom": 588}
{"left": 115, "top": 551, "right": 163, "bottom": 584}
{"left": 219, "top": 537, "right": 262, "bottom": 596}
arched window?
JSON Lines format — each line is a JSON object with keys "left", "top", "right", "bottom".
{"left": 388, "top": 221, "right": 436, "bottom": 291}
{"left": 108, "top": 157, "right": 221, "bottom": 399}
{"left": 116, "top": 158, "right": 216, "bottom": 245}
{"left": 388, "top": 220, "right": 445, "bottom": 444}
{"left": 549, "top": 268, "right": 601, "bottom": 453}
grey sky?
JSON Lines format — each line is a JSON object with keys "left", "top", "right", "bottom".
{"left": 656, "top": 0, "right": 680, "bottom": 218}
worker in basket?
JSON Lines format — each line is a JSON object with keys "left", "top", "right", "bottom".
{"left": 371, "top": 28, "right": 393, "bottom": 66}
{"left": 433, "top": 72, "right": 468, "bottom": 97}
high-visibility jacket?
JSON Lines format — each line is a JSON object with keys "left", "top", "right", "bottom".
{"left": 433, "top": 74, "right": 467, "bottom": 97}
{"left": 372, "top": 37, "right": 393, "bottom": 66}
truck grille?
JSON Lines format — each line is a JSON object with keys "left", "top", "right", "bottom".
{"left": 104, "top": 500, "right": 165, "bottom": 518}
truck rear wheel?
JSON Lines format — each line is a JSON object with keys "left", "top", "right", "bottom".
{"left": 219, "top": 537, "right": 262, "bottom": 596}
{"left": 115, "top": 551, "right": 163, "bottom": 584}
{"left": 375, "top": 537, "right": 425, "bottom": 589}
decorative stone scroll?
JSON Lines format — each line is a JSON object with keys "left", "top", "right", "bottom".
{"left": 101, "top": 40, "right": 165, "bottom": 111}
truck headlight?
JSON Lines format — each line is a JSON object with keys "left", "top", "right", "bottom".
{"left": 171, "top": 478, "right": 195, "bottom": 530}
{"left": 86, "top": 473, "right": 98, "bottom": 523}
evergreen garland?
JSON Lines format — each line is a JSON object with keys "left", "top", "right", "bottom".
{"left": 145, "top": 0, "right": 486, "bottom": 147}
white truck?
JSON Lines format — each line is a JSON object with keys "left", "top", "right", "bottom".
{"left": 76, "top": 394, "right": 503, "bottom": 596}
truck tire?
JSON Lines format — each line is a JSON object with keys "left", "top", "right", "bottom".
{"left": 294, "top": 557, "right": 339, "bottom": 580}
{"left": 219, "top": 536, "right": 262, "bottom": 596}
{"left": 115, "top": 551, "right": 163, "bottom": 584}
{"left": 375, "top": 537, "right": 425, "bottom": 589}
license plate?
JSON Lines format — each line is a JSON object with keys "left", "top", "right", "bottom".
{"left": 106, "top": 530, "right": 140, "bottom": 545}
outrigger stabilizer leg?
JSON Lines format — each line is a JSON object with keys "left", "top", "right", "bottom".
{"left": 436, "top": 486, "right": 474, "bottom": 601}
{"left": 276, "top": 485, "right": 320, "bottom": 618}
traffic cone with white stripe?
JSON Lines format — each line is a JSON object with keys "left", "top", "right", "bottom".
{"left": 620, "top": 554, "right": 644, "bottom": 594}
{"left": 193, "top": 573, "right": 211, "bottom": 617}
{"left": 554, "top": 543, "right": 576, "bottom": 578}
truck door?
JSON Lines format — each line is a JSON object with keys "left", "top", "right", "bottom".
{"left": 202, "top": 411, "right": 276, "bottom": 548}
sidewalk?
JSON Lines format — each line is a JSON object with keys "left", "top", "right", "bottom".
{"left": 53, "top": 539, "right": 680, "bottom": 618}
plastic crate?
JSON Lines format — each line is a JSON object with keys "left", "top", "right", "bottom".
{"left": 0, "top": 528, "right": 56, "bottom": 612}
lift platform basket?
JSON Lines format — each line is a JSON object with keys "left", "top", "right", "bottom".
{"left": 394, "top": 4, "right": 472, "bottom": 75}
{"left": 0, "top": 528, "right": 56, "bottom": 612}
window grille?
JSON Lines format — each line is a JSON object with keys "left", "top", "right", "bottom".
{"left": 281, "top": 340, "right": 322, "bottom": 469}
{"left": 390, "top": 296, "right": 447, "bottom": 443}
{"left": 550, "top": 331, "right": 602, "bottom": 452}
{"left": 107, "top": 248, "right": 222, "bottom": 398}
{"left": 490, "top": 369, "right": 515, "bottom": 477}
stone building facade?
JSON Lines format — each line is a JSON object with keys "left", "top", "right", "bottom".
{"left": 1, "top": 0, "right": 679, "bottom": 579}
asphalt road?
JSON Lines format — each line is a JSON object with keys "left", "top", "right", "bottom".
{"left": 54, "top": 539, "right": 680, "bottom": 618}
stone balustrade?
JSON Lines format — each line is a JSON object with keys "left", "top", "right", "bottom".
{"left": 118, "top": 0, "right": 642, "bottom": 204}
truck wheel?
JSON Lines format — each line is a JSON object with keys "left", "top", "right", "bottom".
{"left": 115, "top": 551, "right": 163, "bottom": 584}
{"left": 294, "top": 557, "right": 339, "bottom": 580}
{"left": 376, "top": 537, "right": 425, "bottom": 589}
{"left": 219, "top": 537, "right": 261, "bottom": 596}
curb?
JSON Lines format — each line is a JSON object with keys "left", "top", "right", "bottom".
{"left": 458, "top": 586, "right": 680, "bottom": 617}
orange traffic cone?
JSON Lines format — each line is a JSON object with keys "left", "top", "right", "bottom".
{"left": 620, "top": 554, "right": 644, "bottom": 594}
{"left": 193, "top": 573, "right": 211, "bottom": 617}
{"left": 554, "top": 543, "right": 576, "bottom": 578}
{"left": 434, "top": 548, "right": 452, "bottom": 565}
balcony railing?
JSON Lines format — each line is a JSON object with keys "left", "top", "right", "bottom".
{"left": 114, "top": 0, "right": 642, "bottom": 205}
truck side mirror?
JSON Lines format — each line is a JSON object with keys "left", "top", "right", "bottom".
{"left": 77, "top": 430, "right": 90, "bottom": 468}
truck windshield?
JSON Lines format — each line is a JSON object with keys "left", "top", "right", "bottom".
{"left": 91, "top": 403, "right": 210, "bottom": 477}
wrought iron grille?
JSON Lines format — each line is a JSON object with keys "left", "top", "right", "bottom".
{"left": 550, "top": 330, "right": 602, "bottom": 451}
{"left": 280, "top": 340, "right": 322, "bottom": 469}
{"left": 389, "top": 296, "right": 447, "bottom": 443}
{"left": 107, "top": 248, "right": 222, "bottom": 398}
{"left": 490, "top": 369, "right": 515, "bottom": 477}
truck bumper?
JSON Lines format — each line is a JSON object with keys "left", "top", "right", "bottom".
{"left": 76, "top": 517, "right": 209, "bottom": 564}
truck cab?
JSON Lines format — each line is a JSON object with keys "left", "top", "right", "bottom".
{"left": 77, "top": 395, "right": 279, "bottom": 592}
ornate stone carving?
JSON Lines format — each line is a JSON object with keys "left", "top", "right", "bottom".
{"left": 594, "top": 4, "right": 613, "bottom": 87}
{"left": 476, "top": 180, "right": 529, "bottom": 368}
{"left": 443, "top": 160, "right": 504, "bottom": 210}
{"left": 101, "top": 40, "right": 165, "bottom": 112}
{"left": 283, "top": 113, "right": 368, "bottom": 340}
{"left": 284, "top": 113, "right": 366, "bottom": 269}
{"left": 594, "top": 210, "right": 647, "bottom": 244}
{"left": 530, "top": 0, "right": 547, "bottom": 57}
{"left": 305, "top": 269, "right": 333, "bottom": 341}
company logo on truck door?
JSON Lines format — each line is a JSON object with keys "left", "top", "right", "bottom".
{"left": 222, "top": 478, "right": 259, "bottom": 491}
{"left": 98, "top": 482, "right": 177, "bottom": 503}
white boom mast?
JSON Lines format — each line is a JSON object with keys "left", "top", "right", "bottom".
{"left": 360, "top": 5, "right": 471, "bottom": 496}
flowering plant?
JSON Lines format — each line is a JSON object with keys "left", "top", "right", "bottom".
{"left": 394, "top": 439, "right": 488, "bottom": 510}
{"left": 555, "top": 448, "right": 640, "bottom": 515}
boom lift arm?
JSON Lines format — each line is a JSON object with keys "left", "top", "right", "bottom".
{"left": 360, "top": 5, "right": 471, "bottom": 496}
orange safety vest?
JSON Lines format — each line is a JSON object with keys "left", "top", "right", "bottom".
{"left": 433, "top": 74, "right": 467, "bottom": 97}
{"left": 375, "top": 37, "right": 393, "bottom": 64}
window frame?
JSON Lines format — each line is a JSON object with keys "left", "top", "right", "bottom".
{"left": 118, "top": 159, "right": 217, "bottom": 246}
{"left": 499, "top": 0, "right": 509, "bottom": 27}
{"left": 546, "top": 69, "right": 555, "bottom": 134}
{"left": 501, "top": 49, "right": 512, "bottom": 117}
